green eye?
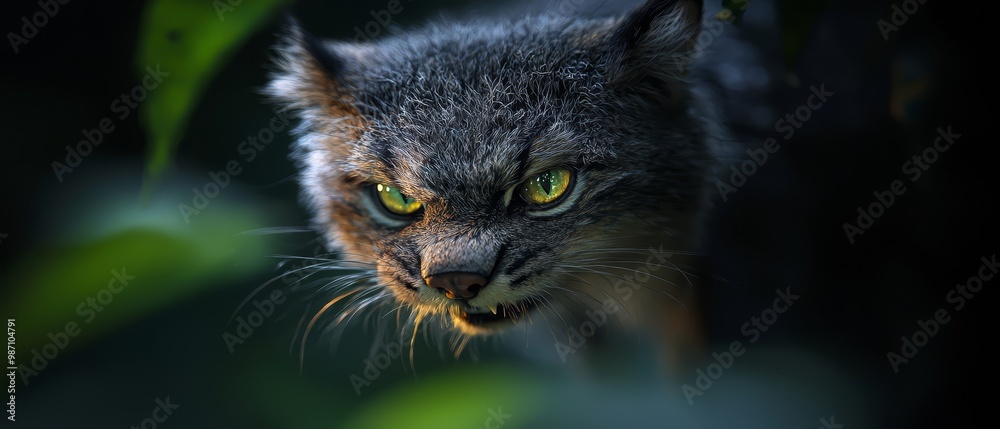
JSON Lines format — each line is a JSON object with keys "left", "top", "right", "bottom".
{"left": 375, "top": 184, "right": 422, "bottom": 215}
{"left": 518, "top": 167, "right": 573, "bottom": 206}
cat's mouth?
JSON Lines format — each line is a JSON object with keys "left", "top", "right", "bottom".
{"left": 449, "top": 299, "right": 538, "bottom": 332}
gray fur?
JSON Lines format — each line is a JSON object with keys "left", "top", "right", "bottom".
{"left": 267, "top": 0, "right": 716, "bottom": 341}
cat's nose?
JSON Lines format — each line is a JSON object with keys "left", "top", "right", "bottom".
{"left": 424, "top": 272, "right": 488, "bottom": 300}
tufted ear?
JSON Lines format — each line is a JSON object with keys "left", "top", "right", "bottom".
{"left": 265, "top": 19, "right": 367, "bottom": 122}
{"left": 606, "top": 0, "right": 703, "bottom": 99}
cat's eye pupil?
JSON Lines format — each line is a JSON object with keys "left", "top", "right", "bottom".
{"left": 518, "top": 167, "right": 572, "bottom": 207}
{"left": 375, "top": 183, "right": 422, "bottom": 216}
{"left": 538, "top": 174, "right": 553, "bottom": 195}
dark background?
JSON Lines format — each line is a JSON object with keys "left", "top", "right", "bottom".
{"left": 0, "top": 0, "right": 987, "bottom": 428}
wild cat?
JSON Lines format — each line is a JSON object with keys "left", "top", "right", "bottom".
{"left": 266, "top": 0, "right": 718, "bottom": 369}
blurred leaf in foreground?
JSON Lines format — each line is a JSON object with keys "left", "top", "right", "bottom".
{"left": 2, "top": 192, "right": 276, "bottom": 357}
{"left": 345, "top": 365, "right": 543, "bottom": 429}
{"left": 136, "top": 0, "right": 289, "bottom": 195}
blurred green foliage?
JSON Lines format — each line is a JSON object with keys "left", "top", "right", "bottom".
{"left": 137, "top": 0, "right": 289, "bottom": 195}
{"left": 344, "top": 366, "right": 542, "bottom": 428}
{"left": 1, "top": 201, "right": 275, "bottom": 353}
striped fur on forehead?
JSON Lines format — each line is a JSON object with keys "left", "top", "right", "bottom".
{"left": 344, "top": 118, "right": 615, "bottom": 203}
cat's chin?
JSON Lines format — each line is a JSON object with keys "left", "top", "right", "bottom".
{"left": 448, "top": 300, "right": 538, "bottom": 335}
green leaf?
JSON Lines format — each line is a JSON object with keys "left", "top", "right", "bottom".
{"left": 344, "top": 365, "right": 543, "bottom": 429}
{"left": 1, "top": 201, "right": 276, "bottom": 353}
{"left": 136, "top": 0, "right": 289, "bottom": 195}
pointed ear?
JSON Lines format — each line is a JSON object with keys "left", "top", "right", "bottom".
{"left": 607, "top": 0, "right": 703, "bottom": 91}
{"left": 265, "top": 19, "right": 365, "bottom": 123}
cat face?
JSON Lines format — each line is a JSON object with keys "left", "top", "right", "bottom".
{"left": 268, "top": 0, "right": 709, "bottom": 337}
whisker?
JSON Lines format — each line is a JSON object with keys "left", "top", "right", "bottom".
{"left": 557, "top": 272, "right": 635, "bottom": 327}
{"left": 288, "top": 306, "right": 311, "bottom": 355}
{"left": 238, "top": 226, "right": 315, "bottom": 236}
{"left": 407, "top": 311, "right": 428, "bottom": 372}
{"left": 299, "top": 287, "right": 367, "bottom": 372}
{"left": 227, "top": 261, "right": 361, "bottom": 323}
{"left": 556, "top": 265, "right": 687, "bottom": 308}
{"left": 556, "top": 263, "right": 684, "bottom": 291}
